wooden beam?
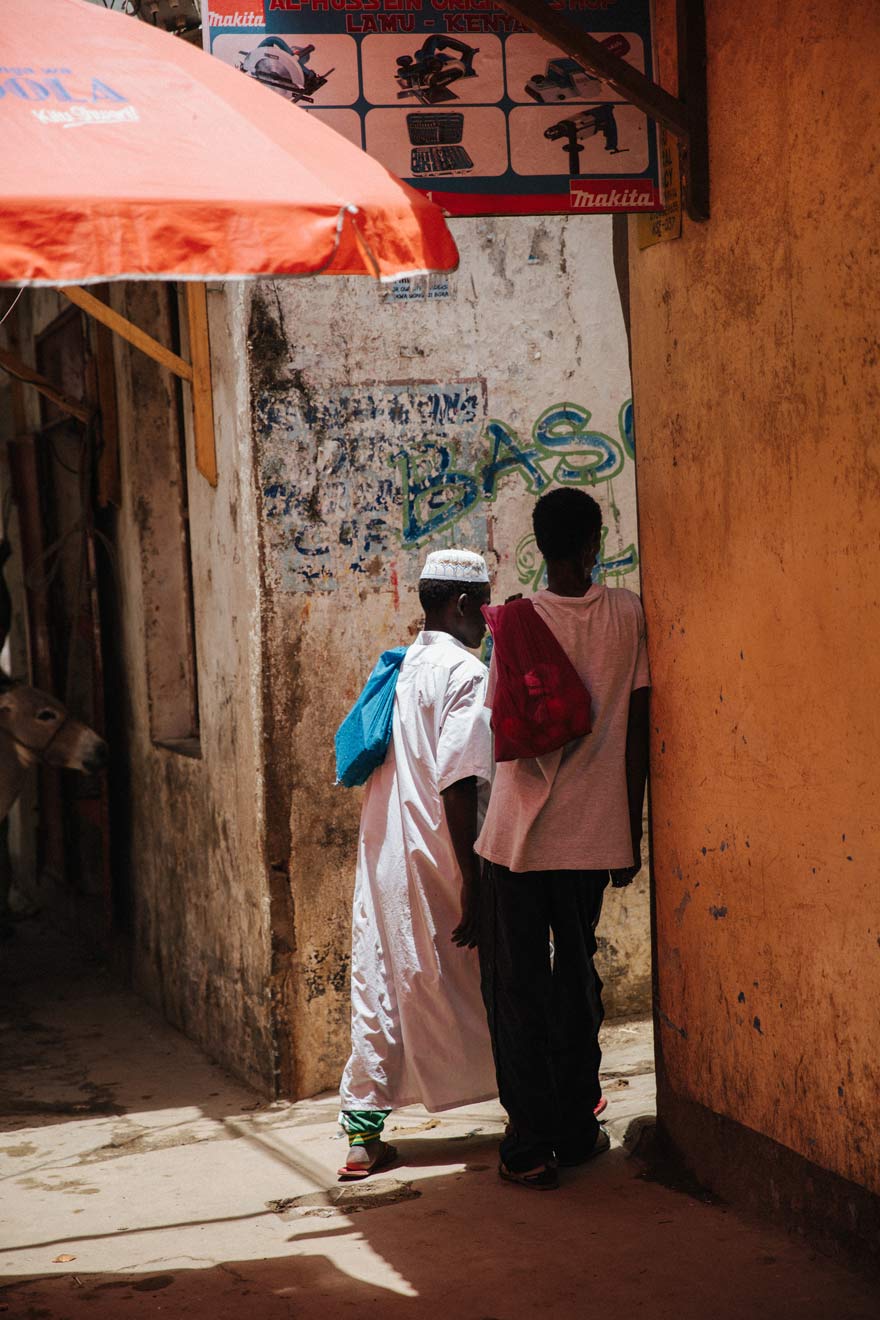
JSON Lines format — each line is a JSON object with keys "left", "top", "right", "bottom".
{"left": 60, "top": 285, "right": 194, "bottom": 383}
{"left": 677, "top": 0, "right": 710, "bottom": 221}
{"left": 184, "top": 283, "right": 217, "bottom": 488}
{"left": 0, "top": 346, "right": 91, "bottom": 424}
{"left": 5, "top": 312, "right": 29, "bottom": 436}
{"left": 492, "top": 0, "right": 689, "bottom": 139}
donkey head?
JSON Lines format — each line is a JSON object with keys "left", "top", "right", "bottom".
{"left": 0, "top": 681, "right": 108, "bottom": 773}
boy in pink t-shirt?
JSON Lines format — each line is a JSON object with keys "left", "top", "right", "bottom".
{"left": 461, "top": 488, "right": 650, "bottom": 1190}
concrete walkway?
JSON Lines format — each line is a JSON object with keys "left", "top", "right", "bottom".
{"left": 1, "top": 925, "right": 877, "bottom": 1319}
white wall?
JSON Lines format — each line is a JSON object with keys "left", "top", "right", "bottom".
{"left": 250, "top": 213, "right": 648, "bottom": 1097}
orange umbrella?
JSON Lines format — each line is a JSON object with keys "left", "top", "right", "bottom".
{"left": 0, "top": 0, "right": 458, "bottom": 285}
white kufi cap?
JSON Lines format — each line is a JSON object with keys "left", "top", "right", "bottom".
{"left": 420, "top": 549, "right": 489, "bottom": 583}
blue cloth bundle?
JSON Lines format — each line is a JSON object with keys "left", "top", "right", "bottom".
{"left": 334, "top": 646, "right": 408, "bottom": 787}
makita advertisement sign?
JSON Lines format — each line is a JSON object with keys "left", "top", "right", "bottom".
{"left": 204, "top": 0, "right": 662, "bottom": 216}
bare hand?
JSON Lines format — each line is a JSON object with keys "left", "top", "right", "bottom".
{"left": 610, "top": 834, "right": 643, "bottom": 886}
{"left": 609, "top": 864, "right": 640, "bottom": 889}
{"left": 452, "top": 876, "right": 480, "bottom": 948}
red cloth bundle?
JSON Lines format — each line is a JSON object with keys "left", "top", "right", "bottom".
{"left": 482, "top": 599, "right": 591, "bottom": 762}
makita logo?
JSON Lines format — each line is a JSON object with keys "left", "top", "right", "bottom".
{"left": 207, "top": 6, "right": 264, "bottom": 25}
{"left": 570, "top": 182, "right": 657, "bottom": 211}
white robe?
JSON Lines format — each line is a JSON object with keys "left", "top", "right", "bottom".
{"left": 340, "top": 630, "right": 498, "bottom": 1113}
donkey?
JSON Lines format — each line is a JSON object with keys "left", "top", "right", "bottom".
{"left": 0, "top": 534, "right": 107, "bottom": 798}
{"left": 0, "top": 678, "right": 108, "bottom": 820}
{"left": 0, "top": 680, "right": 108, "bottom": 934}
{"left": 0, "top": 531, "right": 108, "bottom": 931}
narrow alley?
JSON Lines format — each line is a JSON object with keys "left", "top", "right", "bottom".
{"left": 1, "top": 1, "right": 879, "bottom": 1313}
{"left": 2, "top": 924, "right": 876, "bottom": 1319}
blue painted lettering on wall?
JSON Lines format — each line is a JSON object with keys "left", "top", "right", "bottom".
{"left": 532, "top": 404, "right": 624, "bottom": 486}
{"left": 395, "top": 443, "right": 481, "bottom": 545}
{"left": 481, "top": 421, "right": 550, "bottom": 498}
{"left": 257, "top": 384, "right": 636, "bottom": 592}
{"left": 619, "top": 399, "right": 635, "bottom": 461}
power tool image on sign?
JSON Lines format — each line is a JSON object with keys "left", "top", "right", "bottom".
{"left": 545, "top": 105, "right": 628, "bottom": 174}
{"left": 525, "top": 35, "right": 631, "bottom": 104}
{"left": 238, "top": 36, "right": 333, "bottom": 105}
{"left": 525, "top": 58, "right": 601, "bottom": 104}
{"left": 395, "top": 36, "right": 479, "bottom": 105}
{"left": 407, "top": 112, "right": 474, "bottom": 176}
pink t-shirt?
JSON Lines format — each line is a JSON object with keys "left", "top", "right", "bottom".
{"left": 475, "top": 585, "right": 650, "bottom": 872}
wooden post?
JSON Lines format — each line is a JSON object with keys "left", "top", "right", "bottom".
{"left": 677, "top": 0, "right": 710, "bottom": 222}
{"left": 5, "top": 310, "right": 29, "bottom": 438}
{"left": 92, "top": 314, "right": 121, "bottom": 508}
{"left": 184, "top": 283, "right": 217, "bottom": 488}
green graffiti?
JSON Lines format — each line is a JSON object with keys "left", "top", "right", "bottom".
{"left": 397, "top": 399, "right": 631, "bottom": 546}
{"left": 515, "top": 526, "right": 639, "bottom": 590}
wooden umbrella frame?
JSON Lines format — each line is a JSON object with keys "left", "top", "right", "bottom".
{"left": 0, "top": 283, "right": 217, "bottom": 487}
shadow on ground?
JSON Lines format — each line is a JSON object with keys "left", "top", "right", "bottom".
{"left": 4, "top": 1143, "right": 878, "bottom": 1320}
{"left": 2, "top": 923, "right": 878, "bottom": 1319}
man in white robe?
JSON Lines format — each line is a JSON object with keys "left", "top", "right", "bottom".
{"left": 338, "top": 549, "right": 496, "bottom": 1178}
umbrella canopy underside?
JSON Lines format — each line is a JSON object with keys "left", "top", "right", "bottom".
{"left": 0, "top": 0, "right": 459, "bottom": 284}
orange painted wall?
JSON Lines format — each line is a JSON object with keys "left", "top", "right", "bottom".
{"left": 629, "top": 0, "right": 880, "bottom": 1193}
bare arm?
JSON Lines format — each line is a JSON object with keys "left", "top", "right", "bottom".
{"left": 443, "top": 775, "right": 482, "bottom": 949}
{"left": 611, "top": 686, "right": 650, "bottom": 887}
{"left": 626, "top": 686, "right": 650, "bottom": 853}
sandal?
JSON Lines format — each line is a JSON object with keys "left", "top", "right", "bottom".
{"left": 337, "top": 1139, "right": 398, "bottom": 1181}
{"left": 498, "top": 1161, "right": 559, "bottom": 1191}
{"left": 555, "top": 1128, "right": 611, "bottom": 1169}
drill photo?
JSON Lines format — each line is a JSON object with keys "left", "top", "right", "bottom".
{"left": 544, "top": 104, "right": 627, "bottom": 174}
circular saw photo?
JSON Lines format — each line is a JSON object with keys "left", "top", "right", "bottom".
{"left": 238, "top": 36, "right": 334, "bottom": 105}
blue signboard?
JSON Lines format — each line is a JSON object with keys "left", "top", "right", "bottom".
{"left": 204, "top": 0, "right": 661, "bottom": 215}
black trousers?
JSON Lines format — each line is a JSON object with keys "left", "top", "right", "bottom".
{"left": 479, "top": 861, "right": 608, "bottom": 1172}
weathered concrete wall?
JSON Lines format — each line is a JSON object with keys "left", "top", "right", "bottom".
{"left": 629, "top": 0, "right": 880, "bottom": 1198}
{"left": 108, "top": 282, "right": 274, "bottom": 1090}
{"left": 249, "top": 215, "right": 647, "bottom": 1098}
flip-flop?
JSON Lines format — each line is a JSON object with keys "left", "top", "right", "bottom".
{"left": 337, "top": 1140, "right": 398, "bottom": 1181}
{"left": 498, "top": 1161, "right": 559, "bottom": 1191}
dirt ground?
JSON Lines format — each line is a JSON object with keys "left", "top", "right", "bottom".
{"left": 1, "top": 923, "right": 877, "bottom": 1319}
